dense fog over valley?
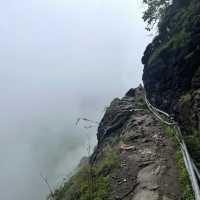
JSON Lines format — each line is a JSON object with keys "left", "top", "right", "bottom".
{"left": 0, "top": 0, "right": 150, "bottom": 199}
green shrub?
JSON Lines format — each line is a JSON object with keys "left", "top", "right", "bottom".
{"left": 186, "top": 129, "right": 200, "bottom": 169}
{"left": 164, "top": 126, "right": 194, "bottom": 200}
{"left": 176, "top": 148, "right": 194, "bottom": 200}
{"left": 52, "top": 148, "right": 120, "bottom": 200}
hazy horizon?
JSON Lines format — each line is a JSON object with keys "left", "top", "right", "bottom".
{"left": 0, "top": 0, "right": 151, "bottom": 199}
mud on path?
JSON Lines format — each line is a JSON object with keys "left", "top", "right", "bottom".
{"left": 95, "top": 88, "right": 182, "bottom": 200}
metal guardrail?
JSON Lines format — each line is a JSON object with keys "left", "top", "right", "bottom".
{"left": 145, "top": 95, "right": 200, "bottom": 200}
{"left": 144, "top": 96, "right": 175, "bottom": 126}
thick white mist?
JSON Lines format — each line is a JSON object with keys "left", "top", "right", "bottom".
{"left": 0, "top": 0, "right": 150, "bottom": 199}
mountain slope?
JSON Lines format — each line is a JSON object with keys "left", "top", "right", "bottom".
{"left": 52, "top": 87, "right": 192, "bottom": 200}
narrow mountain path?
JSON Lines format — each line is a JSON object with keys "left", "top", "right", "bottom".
{"left": 95, "top": 87, "right": 183, "bottom": 200}
{"left": 108, "top": 110, "right": 181, "bottom": 200}
{"left": 53, "top": 87, "right": 187, "bottom": 200}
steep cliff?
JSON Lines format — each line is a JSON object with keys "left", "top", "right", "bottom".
{"left": 52, "top": 87, "right": 193, "bottom": 200}
{"left": 142, "top": 0, "right": 200, "bottom": 169}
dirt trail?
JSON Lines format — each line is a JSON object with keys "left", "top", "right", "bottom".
{"left": 95, "top": 87, "right": 182, "bottom": 200}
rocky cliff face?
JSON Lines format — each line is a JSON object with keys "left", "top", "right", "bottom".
{"left": 52, "top": 87, "right": 193, "bottom": 200}
{"left": 91, "top": 87, "right": 183, "bottom": 200}
{"left": 142, "top": 0, "right": 200, "bottom": 168}
{"left": 143, "top": 0, "right": 200, "bottom": 112}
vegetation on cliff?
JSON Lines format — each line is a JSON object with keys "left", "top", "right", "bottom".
{"left": 50, "top": 88, "right": 183, "bottom": 200}
{"left": 142, "top": 0, "right": 170, "bottom": 31}
{"left": 142, "top": 0, "right": 200, "bottom": 171}
{"left": 164, "top": 126, "right": 194, "bottom": 200}
{"left": 52, "top": 148, "right": 119, "bottom": 200}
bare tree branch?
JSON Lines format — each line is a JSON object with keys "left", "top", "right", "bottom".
{"left": 76, "top": 117, "right": 99, "bottom": 126}
{"left": 40, "top": 173, "right": 54, "bottom": 200}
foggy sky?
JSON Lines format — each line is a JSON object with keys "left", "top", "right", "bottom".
{"left": 0, "top": 0, "right": 150, "bottom": 199}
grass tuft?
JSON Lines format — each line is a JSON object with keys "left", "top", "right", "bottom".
{"left": 52, "top": 148, "right": 120, "bottom": 200}
{"left": 164, "top": 126, "right": 195, "bottom": 200}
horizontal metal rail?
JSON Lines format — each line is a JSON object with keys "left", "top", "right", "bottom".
{"left": 145, "top": 95, "right": 200, "bottom": 200}
{"left": 145, "top": 95, "right": 175, "bottom": 125}
{"left": 145, "top": 95, "right": 170, "bottom": 118}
